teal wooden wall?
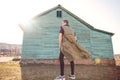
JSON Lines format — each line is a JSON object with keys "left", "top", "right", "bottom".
{"left": 22, "top": 7, "right": 114, "bottom": 59}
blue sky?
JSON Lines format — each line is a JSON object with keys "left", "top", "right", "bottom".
{"left": 0, "top": 0, "right": 119, "bottom": 54}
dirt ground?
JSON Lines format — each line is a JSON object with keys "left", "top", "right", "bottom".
{"left": 0, "top": 61, "right": 119, "bottom": 80}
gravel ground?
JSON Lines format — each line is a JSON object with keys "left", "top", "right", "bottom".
{"left": 0, "top": 62, "right": 118, "bottom": 80}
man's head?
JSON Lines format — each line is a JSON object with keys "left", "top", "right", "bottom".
{"left": 62, "top": 20, "right": 69, "bottom": 26}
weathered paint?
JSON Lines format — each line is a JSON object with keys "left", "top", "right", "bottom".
{"left": 21, "top": 5, "right": 114, "bottom": 59}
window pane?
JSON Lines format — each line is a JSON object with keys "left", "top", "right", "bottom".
{"left": 57, "top": 11, "right": 62, "bottom": 17}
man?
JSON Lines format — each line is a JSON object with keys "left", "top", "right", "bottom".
{"left": 54, "top": 20, "right": 90, "bottom": 80}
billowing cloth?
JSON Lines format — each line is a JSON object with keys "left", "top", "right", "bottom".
{"left": 61, "top": 26, "right": 91, "bottom": 62}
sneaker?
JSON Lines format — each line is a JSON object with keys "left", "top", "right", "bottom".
{"left": 68, "top": 74, "right": 75, "bottom": 79}
{"left": 54, "top": 75, "right": 65, "bottom": 80}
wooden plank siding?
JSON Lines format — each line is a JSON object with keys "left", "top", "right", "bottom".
{"left": 21, "top": 5, "right": 114, "bottom": 59}
{"left": 90, "top": 30, "right": 114, "bottom": 58}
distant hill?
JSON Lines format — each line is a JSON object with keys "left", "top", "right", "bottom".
{"left": 0, "top": 43, "right": 21, "bottom": 56}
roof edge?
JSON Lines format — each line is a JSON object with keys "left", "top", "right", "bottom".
{"left": 57, "top": 5, "right": 114, "bottom": 36}
{"left": 18, "top": 24, "right": 24, "bottom": 31}
{"left": 33, "top": 5, "right": 60, "bottom": 19}
{"left": 93, "top": 28, "right": 114, "bottom": 36}
{"left": 31, "top": 4, "right": 114, "bottom": 36}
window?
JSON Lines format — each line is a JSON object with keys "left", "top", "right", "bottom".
{"left": 57, "top": 11, "right": 62, "bottom": 18}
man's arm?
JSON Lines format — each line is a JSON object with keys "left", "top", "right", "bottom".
{"left": 59, "top": 33, "right": 63, "bottom": 48}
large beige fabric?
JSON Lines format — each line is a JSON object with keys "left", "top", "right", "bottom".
{"left": 61, "top": 26, "right": 91, "bottom": 62}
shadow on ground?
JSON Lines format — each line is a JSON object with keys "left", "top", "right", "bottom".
{"left": 20, "top": 63, "right": 117, "bottom": 80}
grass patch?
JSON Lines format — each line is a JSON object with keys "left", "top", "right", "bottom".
{"left": 0, "top": 61, "right": 21, "bottom": 80}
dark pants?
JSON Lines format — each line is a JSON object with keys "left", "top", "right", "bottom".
{"left": 59, "top": 51, "right": 75, "bottom": 76}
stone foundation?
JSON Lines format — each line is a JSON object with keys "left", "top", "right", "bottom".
{"left": 20, "top": 58, "right": 115, "bottom": 66}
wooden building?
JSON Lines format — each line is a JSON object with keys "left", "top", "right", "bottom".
{"left": 20, "top": 5, "right": 114, "bottom": 64}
